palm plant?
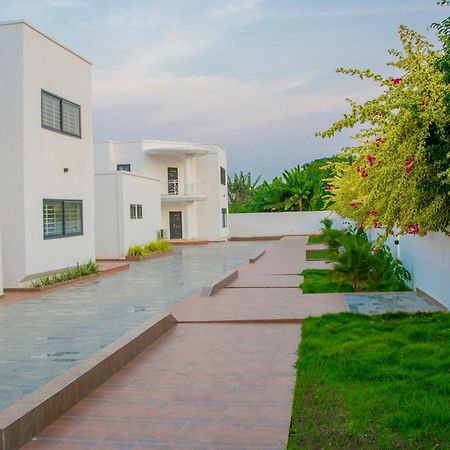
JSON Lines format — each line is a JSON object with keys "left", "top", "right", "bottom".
{"left": 227, "top": 171, "right": 261, "bottom": 213}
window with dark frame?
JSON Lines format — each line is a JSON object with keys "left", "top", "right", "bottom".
{"left": 130, "top": 204, "right": 137, "bottom": 219}
{"left": 41, "top": 91, "right": 81, "bottom": 137}
{"left": 43, "top": 199, "right": 83, "bottom": 239}
{"left": 220, "top": 166, "right": 226, "bottom": 185}
{"left": 117, "top": 164, "right": 131, "bottom": 172}
{"left": 221, "top": 207, "right": 228, "bottom": 228}
{"left": 130, "top": 204, "right": 143, "bottom": 219}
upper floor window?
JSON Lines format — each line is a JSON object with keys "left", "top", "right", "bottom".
{"left": 117, "top": 164, "right": 131, "bottom": 172}
{"left": 220, "top": 166, "right": 226, "bottom": 185}
{"left": 41, "top": 91, "right": 81, "bottom": 138}
{"left": 130, "top": 204, "right": 143, "bottom": 219}
{"left": 43, "top": 199, "right": 83, "bottom": 239}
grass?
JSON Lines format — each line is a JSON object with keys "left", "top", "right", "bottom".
{"left": 300, "top": 269, "right": 353, "bottom": 293}
{"left": 31, "top": 260, "right": 99, "bottom": 288}
{"left": 127, "top": 240, "right": 173, "bottom": 257}
{"left": 288, "top": 312, "right": 450, "bottom": 449}
{"left": 306, "top": 248, "right": 337, "bottom": 261}
{"left": 308, "top": 234, "right": 325, "bottom": 244}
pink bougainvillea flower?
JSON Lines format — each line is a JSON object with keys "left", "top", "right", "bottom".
{"left": 375, "top": 137, "right": 384, "bottom": 147}
{"left": 361, "top": 170, "right": 369, "bottom": 178}
{"left": 405, "top": 166, "right": 414, "bottom": 174}
{"left": 373, "top": 219, "right": 381, "bottom": 229}
{"left": 404, "top": 158, "right": 415, "bottom": 167}
{"left": 391, "top": 77, "right": 402, "bottom": 85}
{"left": 367, "top": 155, "right": 376, "bottom": 166}
{"left": 357, "top": 166, "right": 361, "bottom": 173}
{"left": 367, "top": 210, "right": 378, "bottom": 216}
{"left": 325, "top": 184, "right": 333, "bottom": 191}
{"left": 390, "top": 230, "right": 395, "bottom": 236}
{"left": 408, "top": 224, "right": 420, "bottom": 234}
{"left": 419, "top": 100, "right": 426, "bottom": 107}
{"left": 350, "top": 201, "right": 360, "bottom": 209}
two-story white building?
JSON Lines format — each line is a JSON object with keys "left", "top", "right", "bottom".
{"left": 94, "top": 140, "right": 229, "bottom": 258}
{"left": 0, "top": 21, "right": 95, "bottom": 287}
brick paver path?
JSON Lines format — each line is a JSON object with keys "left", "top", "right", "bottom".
{"left": 23, "top": 237, "right": 348, "bottom": 449}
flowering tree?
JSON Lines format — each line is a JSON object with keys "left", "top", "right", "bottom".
{"left": 317, "top": 25, "right": 450, "bottom": 236}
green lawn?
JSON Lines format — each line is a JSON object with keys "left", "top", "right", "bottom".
{"left": 307, "top": 234, "right": 324, "bottom": 244}
{"left": 300, "top": 269, "right": 353, "bottom": 293}
{"left": 306, "top": 248, "right": 336, "bottom": 261}
{"left": 288, "top": 312, "right": 450, "bottom": 450}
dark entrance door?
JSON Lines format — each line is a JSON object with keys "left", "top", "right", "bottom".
{"left": 168, "top": 167, "right": 178, "bottom": 194}
{"left": 169, "top": 211, "right": 182, "bottom": 239}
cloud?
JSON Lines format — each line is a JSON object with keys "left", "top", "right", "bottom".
{"left": 208, "top": 0, "right": 266, "bottom": 18}
{"left": 92, "top": 69, "right": 380, "bottom": 143}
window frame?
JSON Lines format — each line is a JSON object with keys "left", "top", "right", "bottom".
{"left": 43, "top": 199, "right": 83, "bottom": 240}
{"left": 130, "top": 204, "right": 137, "bottom": 219}
{"left": 220, "top": 166, "right": 226, "bottom": 186}
{"left": 117, "top": 164, "right": 131, "bottom": 172}
{"left": 221, "top": 207, "right": 228, "bottom": 228}
{"left": 137, "top": 204, "right": 143, "bottom": 219}
{"left": 41, "top": 90, "right": 81, "bottom": 138}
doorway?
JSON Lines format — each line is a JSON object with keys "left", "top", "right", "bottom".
{"left": 169, "top": 211, "right": 183, "bottom": 239}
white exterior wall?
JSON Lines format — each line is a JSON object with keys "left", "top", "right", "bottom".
{"left": 0, "top": 22, "right": 95, "bottom": 286}
{"left": 95, "top": 172, "right": 161, "bottom": 258}
{"left": 94, "top": 141, "right": 229, "bottom": 242}
{"left": 229, "top": 211, "right": 347, "bottom": 237}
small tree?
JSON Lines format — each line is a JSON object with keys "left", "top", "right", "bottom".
{"left": 318, "top": 25, "right": 450, "bottom": 236}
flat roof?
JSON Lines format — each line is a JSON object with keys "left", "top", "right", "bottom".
{"left": 0, "top": 20, "right": 91, "bottom": 65}
{"left": 94, "top": 139, "right": 225, "bottom": 150}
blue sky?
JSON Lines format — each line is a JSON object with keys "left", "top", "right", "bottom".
{"left": 1, "top": 0, "right": 448, "bottom": 178}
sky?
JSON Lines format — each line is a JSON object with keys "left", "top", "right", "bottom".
{"left": 0, "top": 1, "right": 448, "bottom": 179}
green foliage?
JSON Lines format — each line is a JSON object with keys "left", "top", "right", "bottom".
{"left": 228, "top": 156, "right": 339, "bottom": 213}
{"left": 30, "top": 260, "right": 99, "bottom": 288}
{"left": 300, "top": 269, "right": 353, "bottom": 293}
{"left": 307, "top": 234, "right": 324, "bottom": 244}
{"left": 305, "top": 248, "right": 336, "bottom": 260}
{"left": 304, "top": 222, "right": 411, "bottom": 292}
{"left": 320, "top": 218, "right": 346, "bottom": 256}
{"left": 288, "top": 312, "right": 450, "bottom": 449}
{"left": 227, "top": 171, "right": 261, "bottom": 213}
{"left": 318, "top": 25, "right": 450, "bottom": 235}
{"left": 127, "top": 240, "right": 173, "bottom": 257}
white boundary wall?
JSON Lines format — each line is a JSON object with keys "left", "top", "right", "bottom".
{"left": 384, "top": 233, "right": 450, "bottom": 309}
{"left": 229, "top": 211, "right": 347, "bottom": 237}
{"left": 0, "top": 228, "right": 3, "bottom": 296}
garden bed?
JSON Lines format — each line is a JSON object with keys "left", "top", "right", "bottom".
{"left": 288, "top": 312, "right": 450, "bottom": 449}
{"left": 307, "top": 234, "right": 325, "bottom": 244}
{"left": 126, "top": 249, "right": 174, "bottom": 261}
{"left": 305, "top": 248, "right": 336, "bottom": 261}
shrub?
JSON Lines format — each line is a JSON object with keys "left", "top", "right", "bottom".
{"left": 31, "top": 260, "right": 99, "bottom": 288}
{"left": 128, "top": 240, "right": 173, "bottom": 257}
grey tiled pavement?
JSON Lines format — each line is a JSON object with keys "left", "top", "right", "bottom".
{"left": 0, "top": 242, "right": 268, "bottom": 411}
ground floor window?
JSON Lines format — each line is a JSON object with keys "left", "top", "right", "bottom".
{"left": 43, "top": 199, "right": 83, "bottom": 239}
{"left": 130, "top": 204, "right": 143, "bottom": 219}
{"left": 117, "top": 163, "right": 131, "bottom": 172}
{"left": 222, "top": 207, "right": 228, "bottom": 228}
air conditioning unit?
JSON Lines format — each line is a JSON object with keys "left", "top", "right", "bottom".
{"left": 159, "top": 229, "right": 168, "bottom": 239}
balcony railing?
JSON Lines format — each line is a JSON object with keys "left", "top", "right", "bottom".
{"left": 164, "top": 180, "right": 206, "bottom": 196}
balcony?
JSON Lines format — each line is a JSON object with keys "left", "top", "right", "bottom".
{"left": 161, "top": 180, "right": 207, "bottom": 203}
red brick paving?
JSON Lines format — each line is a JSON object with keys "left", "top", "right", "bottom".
{"left": 23, "top": 323, "right": 298, "bottom": 450}
{"left": 22, "top": 236, "right": 347, "bottom": 449}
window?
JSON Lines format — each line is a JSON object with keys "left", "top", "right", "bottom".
{"left": 41, "top": 91, "right": 81, "bottom": 137}
{"left": 130, "top": 204, "right": 137, "bottom": 219}
{"left": 43, "top": 199, "right": 83, "bottom": 239}
{"left": 117, "top": 164, "right": 131, "bottom": 172}
{"left": 130, "top": 204, "right": 143, "bottom": 219}
{"left": 221, "top": 208, "right": 228, "bottom": 228}
{"left": 220, "top": 166, "right": 226, "bottom": 185}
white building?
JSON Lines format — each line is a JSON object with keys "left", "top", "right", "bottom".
{"left": 0, "top": 21, "right": 95, "bottom": 287}
{"left": 94, "top": 140, "right": 229, "bottom": 257}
